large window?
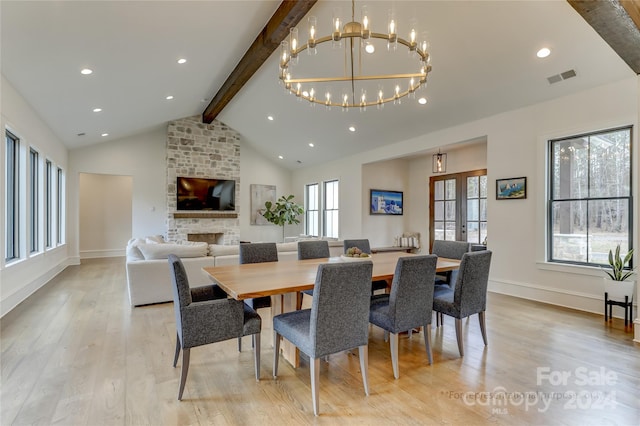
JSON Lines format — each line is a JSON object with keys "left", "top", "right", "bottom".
{"left": 57, "top": 167, "right": 64, "bottom": 244}
{"left": 548, "top": 126, "right": 632, "bottom": 266}
{"left": 5, "top": 131, "right": 20, "bottom": 261}
{"left": 304, "top": 180, "right": 339, "bottom": 238}
{"left": 324, "top": 180, "right": 339, "bottom": 238}
{"left": 305, "top": 183, "right": 319, "bottom": 236}
{"left": 45, "top": 159, "right": 53, "bottom": 248}
{"left": 30, "top": 148, "right": 39, "bottom": 253}
{"left": 429, "top": 169, "right": 487, "bottom": 250}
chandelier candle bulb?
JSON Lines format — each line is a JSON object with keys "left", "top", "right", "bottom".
{"left": 361, "top": 6, "right": 370, "bottom": 38}
{"left": 289, "top": 28, "right": 299, "bottom": 64}
{"left": 308, "top": 16, "right": 317, "bottom": 52}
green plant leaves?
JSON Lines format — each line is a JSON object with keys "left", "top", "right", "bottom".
{"left": 605, "top": 245, "right": 635, "bottom": 281}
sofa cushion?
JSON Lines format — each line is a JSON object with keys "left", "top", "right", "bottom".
{"left": 126, "top": 244, "right": 144, "bottom": 261}
{"left": 137, "top": 242, "right": 208, "bottom": 260}
{"left": 209, "top": 244, "right": 240, "bottom": 257}
{"left": 276, "top": 242, "right": 299, "bottom": 252}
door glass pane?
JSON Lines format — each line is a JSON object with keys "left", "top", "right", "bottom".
{"left": 434, "top": 222, "right": 444, "bottom": 240}
{"left": 480, "top": 222, "right": 487, "bottom": 244}
{"left": 445, "top": 222, "right": 456, "bottom": 241}
{"left": 467, "top": 222, "right": 479, "bottom": 243}
{"left": 445, "top": 200, "right": 456, "bottom": 221}
{"left": 480, "top": 176, "right": 487, "bottom": 198}
{"left": 434, "top": 201, "right": 444, "bottom": 221}
{"left": 467, "top": 176, "right": 478, "bottom": 198}
{"left": 480, "top": 199, "right": 487, "bottom": 221}
{"left": 434, "top": 180, "right": 444, "bottom": 200}
{"left": 467, "top": 199, "right": 479, "bottom": 221}
{"left": 445, "top": 179, "right": 456, "bottom": 199}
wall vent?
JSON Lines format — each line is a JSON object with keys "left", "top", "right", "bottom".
{"left": 547, "top": 69, "right": 577, "bottom": 84}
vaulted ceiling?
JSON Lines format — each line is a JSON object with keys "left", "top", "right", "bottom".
{"left": 1, "top": 1, "right": 636, "bottom": 169}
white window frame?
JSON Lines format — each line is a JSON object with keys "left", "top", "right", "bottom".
{"left": 304, "top": 179, "right": 340, "bottom": 238}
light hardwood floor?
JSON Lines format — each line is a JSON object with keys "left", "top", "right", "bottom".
{"left": 1, "top": 257, "right": 639, "bottom": 425}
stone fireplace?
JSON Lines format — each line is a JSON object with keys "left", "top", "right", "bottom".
{"left": 166, "top": 116, "right": 241, "bottom": 245}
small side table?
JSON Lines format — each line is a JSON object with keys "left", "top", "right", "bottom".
{"left": 604, "top": 292, "right": 633, "bottom": 326}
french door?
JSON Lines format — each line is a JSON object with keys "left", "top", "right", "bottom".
{"left": 429, "top": 169, "right": 487, "bottom": 251}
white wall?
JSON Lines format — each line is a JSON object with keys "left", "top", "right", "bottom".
{"left": 292, "top": 77, "right": 638, "bottom": 315}
{"left": 79, "top": 173, "right": 133, "bottom": 258}
{"left": 239, "top": 143, "right": 295, "bottom": 242}
{"left": 68, "top": 127, "right": 167, "bottom": 263}
{"left": 67, "top": 125, "right": 295, "bottom": 258}
{"left": 1, "top": 75, "right": 69, "bottom": 317}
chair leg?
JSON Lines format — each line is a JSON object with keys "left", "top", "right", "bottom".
{"left": 424, "top": 324, "right": 433, "bottom": 365}
{"left": 383, "top": 330, "right": 389, "bottom": 342}
{"left": 273, "top": 332, "right": 281, "bottom": 378}
{"left": 177, "top": 348, "right": 190, "bottom": 400}
{"left": 253, "top": 333, "right": 261, "bottom": 381}
{"left": 173, "top": 333, "right": 181, "bottom": 368}
{"left": 479, "top": 311, "right": 488, "bottom": 346}
{"left": 358, "top": 345, "right": 370, "bottom": 396}
{"left": 238, "top": 337, "right": 242, "bottom": 352}
{"left": 311, "top": 357, "right": 320, "bottom": 416}
{"left": 455, "top": 318, "right": 464, "bottom": 357}
{"left": 390, "top": 332, "right": 400, "bottom": 379}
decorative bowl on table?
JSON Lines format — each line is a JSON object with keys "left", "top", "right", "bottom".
{"left": 340, "top": 247, "right": 372, "bottom": 261}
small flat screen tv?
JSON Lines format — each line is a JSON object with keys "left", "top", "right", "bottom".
{"left": 177, "top": 177, "right": 236, "bottom": 211}
{"left": 370, "top": 189, "right": 403, "bottom": 215}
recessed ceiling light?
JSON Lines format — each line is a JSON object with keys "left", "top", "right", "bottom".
{"left": 166, "top": 95, "right": 174, "bottom": 100}
{"left": 278, "top": 155, "right": 284, "bottom": 159}
{"left": 418, "top": 97, "right": 428, "bottom": 105}
{"left": 364, "top": 42, "right": 375, "bottom": 54}
{"left": 93, "top": 108, "right": 102, "bottom": 112}
{"left": 348, "top": 126, "right": 356, "bottom": 132}
{"left": 101, "top": 133, "right": 109, "bottom": 137}
{"left": 267, "top": 116, "right": 274, "bottom": 121}
{"left": 308, "top": 142, "right": 314, "bottom": 147}
{"left": 177, "top": 58, "right": 187, "bottom": 64}
{"left": 80, "top": 68, "right": 93, "bottom": 75}
{"left": 537, "top": 47, "right": 551, "bottom": 58}
{"left": 302, "top": 90, "right": 309, "bottom": 97}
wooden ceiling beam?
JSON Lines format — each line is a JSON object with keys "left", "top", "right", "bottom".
{"left": 202, "top": 0, "right": 317, "bottom": 123}
{"left": 568, "top": 0, "right": 640, "bottom": 74}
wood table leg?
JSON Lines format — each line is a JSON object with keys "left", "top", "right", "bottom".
{"left": 270, "top": 293, "right": 300, "bottom": 368}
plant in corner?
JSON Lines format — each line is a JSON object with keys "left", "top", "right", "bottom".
{"left": 262, "top": 195, "right": 304, "bottom": 242}
{"left": 602, "top": 244, "right": 635, "bottom": 301}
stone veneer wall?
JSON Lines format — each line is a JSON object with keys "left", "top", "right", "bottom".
{"left": 166, "top": 116, "right": 241, "bottom": 244}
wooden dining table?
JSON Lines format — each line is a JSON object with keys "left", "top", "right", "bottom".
{"left": 202, "top": 251, "right": 461, "bottom": 367}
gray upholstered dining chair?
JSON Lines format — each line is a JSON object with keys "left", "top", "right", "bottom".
{"left": 273, "top": 261, "right": 374, "bottom": 416}
{"left": 168, "top": 254, "right": 262, "bottom": 400}
{"left": 431, "top": 240, "right": 471, "bottom": 287}
{"left": 239, "top": 242, "right": 278, "bottom": 311}
{"left": 296, "top": 240, "right": 331, "bottom": 309}
{"left": 432, "top": 250, "right": 492, "bottom": 357}
{"left": 343, "top": 239, "right": 388, "bottom": 293}
{"left": 369, "top": 255, "right": 438, "bottom": 379}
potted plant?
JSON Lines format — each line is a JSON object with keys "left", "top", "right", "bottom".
{"left": 602, "top": 245, "right": 635, "bottom": 301}
{"left": 262, "top": 195, "right": 304, "bottom": 242}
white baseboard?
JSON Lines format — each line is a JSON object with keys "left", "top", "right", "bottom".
{"left": 80, "top": 249, "right": 125, "bottom": 259}
{"left": 489, "top": 278, "right": 637, "bottom": 319}
{"left": 0, "top": 259, "right": 70, "bottom": 318}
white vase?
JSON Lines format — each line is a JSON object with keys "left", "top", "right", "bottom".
{"left": 603, "top": 278, "right": 635, "bottom": 301}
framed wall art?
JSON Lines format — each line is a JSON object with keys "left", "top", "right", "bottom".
{"left": 496, "top": 177, "right": 526, "bottom": 200}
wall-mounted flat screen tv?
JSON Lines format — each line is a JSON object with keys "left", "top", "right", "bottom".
{"left": 177, "top": 177, "right": 236, "bottom": 211}
{"left": 370, "top": 189, "right": 403, "bottom": 215}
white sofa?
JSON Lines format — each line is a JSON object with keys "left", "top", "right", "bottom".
{"left": 125, "top": 236, "right": 343, "bottom": 307}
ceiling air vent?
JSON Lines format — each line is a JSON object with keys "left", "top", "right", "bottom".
{"left": 547, "top": 69, "right": 577, "bottom": 84}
